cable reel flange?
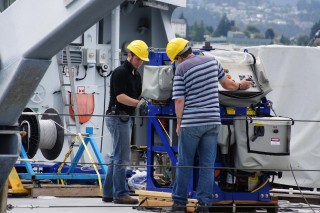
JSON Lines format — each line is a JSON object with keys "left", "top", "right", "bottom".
{"left": 18, "top": 108, "right": 40, "bottom": 159}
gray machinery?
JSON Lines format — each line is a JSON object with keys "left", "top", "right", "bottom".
{"left": 141, "top": 48, "right": 293, "bottom": 206}
{"left": 0, "top": 0, "right": 126, "bottom": 192}
{"left": 0, "top": 0, "right": 187, "bottom": 198}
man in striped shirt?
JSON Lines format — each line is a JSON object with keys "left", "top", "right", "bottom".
{"left": 166, "top": 38, "right": 251, "bottom": 213}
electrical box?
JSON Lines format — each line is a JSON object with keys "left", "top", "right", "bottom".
{"left": 233, "top": 116, "right": 292, "bottom": 170}
{"left": 59, "top": 49, "right": 82, "bottom": 65}
{"left": 82, "top": 48, "right": 96, "bottom": 65}
{"left": 96, "top": 49, "right": 108, "bottom": 66}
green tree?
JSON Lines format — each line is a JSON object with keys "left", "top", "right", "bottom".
{"left": 310, "top": 20, "right": 320, "bottom": 38}
{"left": 265, "top": 28, "right": 275, "bottom": 39}
{"left": 188, "top": 21, "right": 205, "bottom": 41}
{"left": 244, "top": 25, "right": 260, "bottom": 38}
{"left": 206, "top": 26, "right": 214, "bottom": 35}
{"left": 280, "top": 35, "right": 291, "bottom": 45}
{"left": 297, "top": 35, "right": 310, "bottom": 46}
{"left": 253, "top": 34, "right": 265, "bottom": 39}
{"left": 213, "top": 14, "right": 235, "bottom": 37}
{"left": 179, "top": 12, "right": 186, "bottom": 21}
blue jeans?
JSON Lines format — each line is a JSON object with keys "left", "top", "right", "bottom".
{"left": 102, "top": 116, "right": 133, "bottom": 199}
{"left": 172, "top": 124, "right": 220, "bottom": 205}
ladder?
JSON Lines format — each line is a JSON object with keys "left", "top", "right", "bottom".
{"left": 57, "top": 46, "right": 83, "bottom": 162}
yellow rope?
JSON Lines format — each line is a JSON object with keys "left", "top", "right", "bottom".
{"left": 251, "top": 178, "right": 270, "bottom": 193}
{"left": 57, "top": 135, "right": 78, "bottom": 185}
{"left": 78, "top": 133, "right": 102, "bottom": 196}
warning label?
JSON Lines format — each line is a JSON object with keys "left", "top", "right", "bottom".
{"left": 271, "top": 138, "right": 280, "bottom": 145}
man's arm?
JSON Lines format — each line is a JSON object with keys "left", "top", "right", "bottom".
{"left": 117, "top": 94, "right": 139, "bottom": 107}
{"left": 220, "top": 77, "right": 251, "bottom": 91}
{"left": 174, "top": 98, "right": 185, "bottom": 136}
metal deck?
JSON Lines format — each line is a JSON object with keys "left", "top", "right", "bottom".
{"left": 7, "top": 196, "right": 140, "bottom": 213}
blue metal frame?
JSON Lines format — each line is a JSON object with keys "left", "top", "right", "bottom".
{"left": 17, "top": 127, "right": 108, "bottom": 181}
{"left": 148, "top": 51, "right": 172, "bottom": 66}
{"left": 146, "top": 101, "right": 272, "bottom": 201}
{"left": 145, "top": 50, "right": 273, "bottom": 202}
{"left": 146, "top": 101, "right": 176, "bottom": 192}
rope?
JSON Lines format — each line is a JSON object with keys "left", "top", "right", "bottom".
{"left": 57, "top": 135, "right": 79, "bottom": 185}
{"left": 7, "top": 204, "right": 320, "bottom": 211}
{"left": 21, "top": 111, "right": 320, "bottom": 124}
{"left": 16, "top": 157, "right": 320, "bottom": 172}
{"left": 251, "top": 178, "right": 269, "bottom": 193}
{"left": 39, "top": 120, "right": 57, "bottom": 150}
{"left": 78, "top": 133, "right": 102, "bottom": 196}
{"left": 157, "top": 118, "right": 172, "bottom": 144}
{"left": 290, "top": 164, "right": 316, "bottom": 213}
{"left": 16, "top": 110, "right": 320, "bottom": 206}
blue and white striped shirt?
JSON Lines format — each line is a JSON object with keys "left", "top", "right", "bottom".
{"left": 172, "top": 55, "right": 226, "bottom": 127}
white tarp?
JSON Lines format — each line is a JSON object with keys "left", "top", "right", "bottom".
{"left": 245, "top": 45, "right": 320, "bottom": 188}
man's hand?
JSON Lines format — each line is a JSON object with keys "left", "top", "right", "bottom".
{"left": 239, "top": 79, "right": 251, "bottom": 90}
{"left": 174, "top": 98, "right": 184, "bottom": 136}
{"left": 176, "top": 125, "right": 181, "bottom": 136}
{"left": 137, "top": 98, "right": 148, "bottom": 115}
{"left": 137, "top": 98, "right": 147, "bottom": 109}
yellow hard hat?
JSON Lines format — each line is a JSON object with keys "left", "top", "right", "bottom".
{"left": 166, "top": 38, "right": 189, "bottom": 63}
{"left": 127, "top": 40, "right": 149, "bottom": 62}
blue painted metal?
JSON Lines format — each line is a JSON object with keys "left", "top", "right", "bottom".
{"left": 18, "top": 144, "right": 36, "bottom": 180}
{"left": 146, "top": 102, "right": 176, "bottom": 193}
{"left": 148, "top": 51, "right": 171, "bottom": 66}
{"left": 17, "top": 127, "right": 108, "bottom": 182}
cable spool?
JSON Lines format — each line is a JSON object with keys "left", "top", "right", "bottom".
{"left": 40, "top": 108, "right": 64, "bottom": 160}
{"left": 18, "top": 108, "right": 64, "bottom": 160}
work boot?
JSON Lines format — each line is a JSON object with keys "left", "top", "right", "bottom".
{"left": 194, "top": 203, "right": 209, "bottom": 213}
{"left": 113, "top": 196, "right": 139, "bottom": 204}
{"left": 166, "top": 203, "right": 187, "bottom": 213}
{"left": 102, "top": 197, "right": 113, "bottom": 202}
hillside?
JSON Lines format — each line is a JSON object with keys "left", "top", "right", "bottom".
{"left": 269, "top": 0, "right": 298, "bottom": 5}
{"left": 173, "top": 0, "right": 320, "bottom": 38}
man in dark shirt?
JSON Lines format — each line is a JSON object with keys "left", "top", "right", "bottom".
{"left": 102, "top": 40, "right": 149, "bottom": 204}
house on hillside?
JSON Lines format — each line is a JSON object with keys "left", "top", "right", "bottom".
{"left": 172, "top": 18, "right": 187, "bottom": 38}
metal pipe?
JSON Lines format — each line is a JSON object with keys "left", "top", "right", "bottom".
{"left": 169, "top": 119, "right": 173, "bottom": 146}
{"left": 111, "top": 5, "right": 120, "bottom": 70}
{"left": 0, "top": 179, "right": 8, "bottom": 213}
{"left": 271, "top": 188, "right": 320, "bottom": 195}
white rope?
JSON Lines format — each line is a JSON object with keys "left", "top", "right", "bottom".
{"left": 39, "top": 120, "right": 57, "bottom": 150}
{"left": 53, "top": 120, "right": 111, "bottom": 140}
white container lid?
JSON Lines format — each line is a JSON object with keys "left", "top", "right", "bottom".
{"left": 250, "top": 117, "right": 293, "bottom": 126}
